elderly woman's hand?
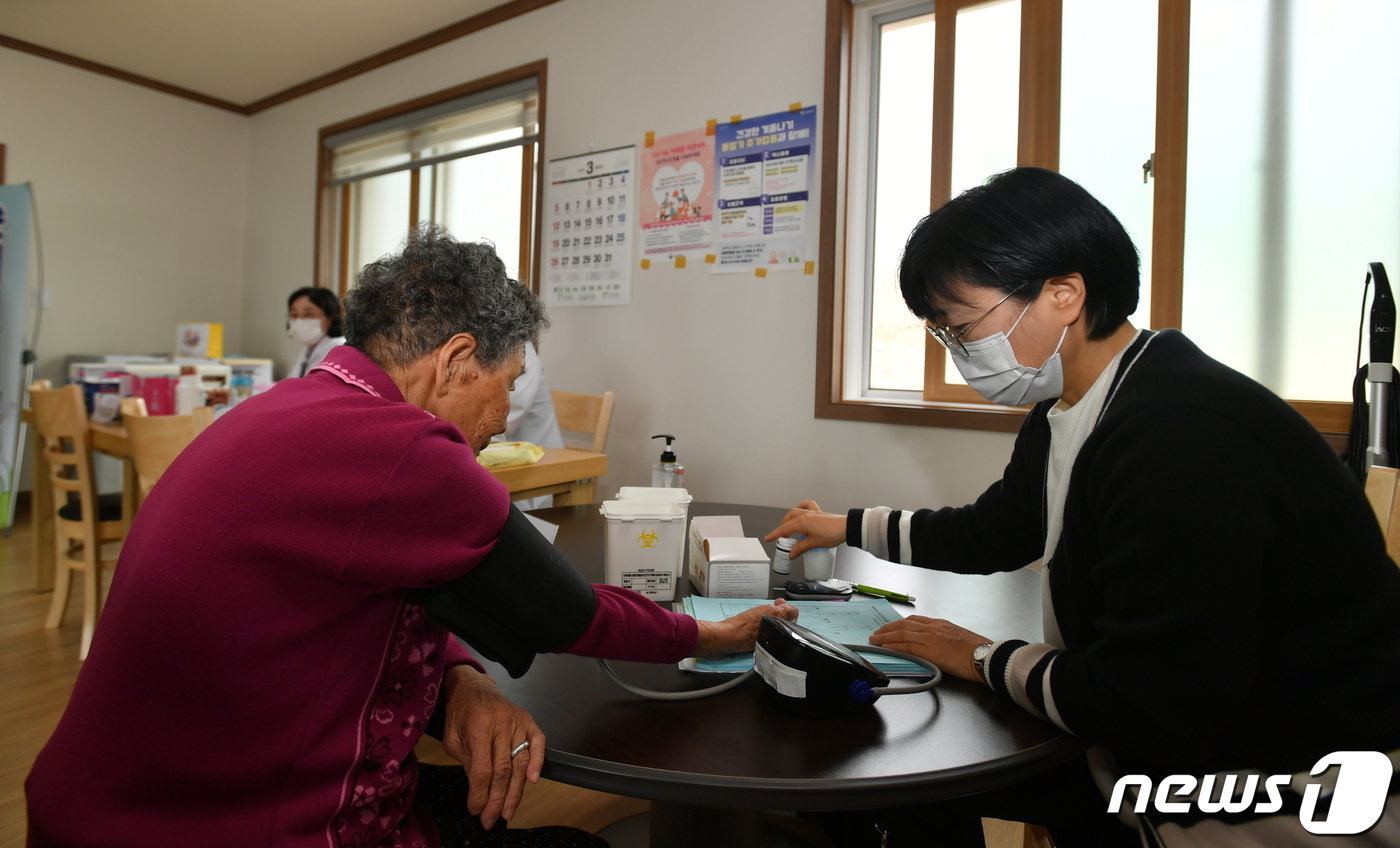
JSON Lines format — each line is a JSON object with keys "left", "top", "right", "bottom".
{"left": 694, "top": 599, "right": 799, "bottom": 658}
{"left": 763, "top": 500, "right": 848, "bottom": 558}
{"left": 439, "top": 664, "right": 545, "bottom": 828}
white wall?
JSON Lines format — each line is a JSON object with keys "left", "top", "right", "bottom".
{"left": 241, "top": 0, "right": 1016, "bottom": 515}
{"left": 1, "top": 46, "right": 250, "bottom": 491}
{"left": 0, "top": 47, "right": 250, "bottom": 378}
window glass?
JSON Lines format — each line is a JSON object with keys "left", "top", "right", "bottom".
{"left": 349, "top": 170, "right": 411, "bottom": 281}
{"left": 949, "top": 0, "right": 1021, "bottom": 197}
{"left": 1060, "top": 0, "right": 1157, "bottom": 330}
{"left": 869, "top": 11, "right": 936, "bottom": 392}
{"left": 438, "top": 146, "right": 526, "bottom": 281}
{"left": 1183, "top": 0, "right": 1400, "bottom": 401}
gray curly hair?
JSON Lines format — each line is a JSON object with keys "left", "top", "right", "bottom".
{"left": 343, "top": 224, "right": 548, "bottom": 371}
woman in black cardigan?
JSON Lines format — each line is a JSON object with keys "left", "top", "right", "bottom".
{"left": 771, "top": 167, "right": 1400, "bottom": 846}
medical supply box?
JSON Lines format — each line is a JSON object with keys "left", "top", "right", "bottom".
{"left": 599, "top": 500, "right": 686, "bottom": 602}
{"left": 688, "top": 515, "right": 771, "bottom": 598}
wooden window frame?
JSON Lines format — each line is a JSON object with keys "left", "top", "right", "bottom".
{"left": 314, "top": 60, "right": 548, "bottom": 298}
{"left": 816, "top": 0, "right": 1351, "bottom": 438}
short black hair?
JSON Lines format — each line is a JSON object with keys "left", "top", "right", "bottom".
{"left": 287, "top": 286, "right": 344, "bottom": 337}
{"left": 342, "top": 224, "right": 547, "bottom": 371}
{"left": 898, "top": 167, "right": 1140, "bottom": 340}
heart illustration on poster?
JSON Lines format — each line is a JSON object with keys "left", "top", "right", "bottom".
{"left": 651, "top": 160, "right": 706, "bottom": 211}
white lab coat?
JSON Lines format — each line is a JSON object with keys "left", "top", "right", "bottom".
{"left": 292, "top": 335, "right": 346, "bottom": 379}
{"left": 499, "top": 343, "right": 564, "bottom": 511}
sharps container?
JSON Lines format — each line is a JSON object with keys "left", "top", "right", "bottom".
{"left": 616, "top": 486, "right": 693, "bottom": 518}
{"left": 599, "top": 500, "right": 687, "bottom": 601}
{"left": 616, "top": 487, "right": 693, "bottom": 582}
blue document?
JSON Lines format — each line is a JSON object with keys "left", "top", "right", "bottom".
{"left": 680, "top": 596, "right": 929, "bottom": 676}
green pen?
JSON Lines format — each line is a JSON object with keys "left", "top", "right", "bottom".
{"left": 853, "top": 584, "right": 917, "bottom": 603}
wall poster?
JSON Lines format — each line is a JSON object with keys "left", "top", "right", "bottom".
{"left": 713, "top": 106, "right": 817, "bottom": 273}
{"left": 639, "top": 129, "right": 714, "bottom": 260}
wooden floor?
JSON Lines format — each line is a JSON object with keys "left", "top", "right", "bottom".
{"left": 0, "top": 505, "right": 1029, "bottom": 846}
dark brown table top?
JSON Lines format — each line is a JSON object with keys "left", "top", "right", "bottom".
{"left": 482, "top": 502, "right": 1082, "bottom": 811}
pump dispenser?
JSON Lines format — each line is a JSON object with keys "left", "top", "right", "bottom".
{"left": 650, "top": 434, "right": 685, "bottom": 488}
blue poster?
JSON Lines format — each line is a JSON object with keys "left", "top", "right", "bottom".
{"left": 0, "top": 184, "right": 33, "bottom": 529}
{"left": 713, "top": 106, "right": 816, "bottom": 272}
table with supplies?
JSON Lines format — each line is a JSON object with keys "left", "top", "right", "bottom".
{"left": 484, "top": 502, "right": 1081, "bottom": 847}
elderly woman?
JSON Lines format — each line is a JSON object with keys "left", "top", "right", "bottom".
{"left": 27, "top": 225, "right": 792, "bottom": 848}
{"left": 769, "top": 168, "right": 1400, "bottom": 846}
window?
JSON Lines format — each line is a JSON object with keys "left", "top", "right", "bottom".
{"left": 820, "top": 0, "right": 1398, "bottom": 435}
{"left": 315, "top": 63, "right": 545, "bottom": 295}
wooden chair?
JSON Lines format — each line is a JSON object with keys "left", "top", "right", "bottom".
{"left": 1364, "top": 465, "right": 1400, "bottom": 564}
{"left": 123, "top": 405, "right": 213, "bottom": 501}
{"left": 29, "top": 381, "right": 125, "bottom": 660}
{"left": 551, "top": 390, "right": 615, "bottom": 454}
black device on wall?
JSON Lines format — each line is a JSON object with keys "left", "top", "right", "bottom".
{"left": 1346, "top": 262, "right": 1397, "bottom": 479}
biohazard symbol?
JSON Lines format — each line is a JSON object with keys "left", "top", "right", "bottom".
{"left": 636, "top": 529, "right": 659, "bottom": 549}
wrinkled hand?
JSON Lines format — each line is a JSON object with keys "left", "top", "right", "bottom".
{"left": 694, "top": 599, "right": 799, "bottom": 658}
{"left": 869, "top": 616, "right": 991, "bottom": 683}
{"left": 762, "top": 500, "right": 847, "bottom": 558}
{"left": 439, "top": 665, "right": 546, "bottom": 828}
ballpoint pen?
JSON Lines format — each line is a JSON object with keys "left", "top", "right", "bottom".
{"left": 852, "top": 583, "right": 916, "bottom": 603}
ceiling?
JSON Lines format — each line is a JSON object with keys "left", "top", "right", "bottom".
{"left": 0, "top": 0, "right": 517, "bottom": 109}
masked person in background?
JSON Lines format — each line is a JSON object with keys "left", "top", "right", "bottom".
{"left": 769, "top": 167, "right": 1400, "bottom": 846}
{"left": 287, "top": 285, "right": 346, "bottom": 378}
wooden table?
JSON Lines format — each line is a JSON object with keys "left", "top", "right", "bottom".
{"left": 21, "top": 409, "right": 606, "bottom": 591}
{"left": 490, "top": 447, "right": 607, "bottom": 507}
{"left": 485, "top": 502, "right": 1082, "bottom": 846}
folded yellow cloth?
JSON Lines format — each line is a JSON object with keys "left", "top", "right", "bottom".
{"left": 477, "top": 441, "right": 545, "bottom": 470}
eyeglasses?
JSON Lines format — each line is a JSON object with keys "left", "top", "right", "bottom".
{"left": 925, "top": 281, "right": 1035, "bottom": 356}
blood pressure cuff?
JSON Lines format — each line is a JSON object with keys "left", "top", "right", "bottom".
{"left": 426, "top": 505, "right": 598, "bottom": 678}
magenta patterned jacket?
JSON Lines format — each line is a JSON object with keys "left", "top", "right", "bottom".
{"left": 26, "top": 345, "right": 698, "bottom": 847}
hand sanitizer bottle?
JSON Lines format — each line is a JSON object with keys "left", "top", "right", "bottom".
{"left": 650, "top": 434, "right": 685, "bottom": 488}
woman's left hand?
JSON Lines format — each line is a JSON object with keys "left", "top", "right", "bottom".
{"left": 694, "top": 599, "right": 799, "bottom": 658}
{"left": 869, "top": 616, "right": 991, "bottom": 683}
{"left": 439, "top": 665, "right": 546, "bottom": 828}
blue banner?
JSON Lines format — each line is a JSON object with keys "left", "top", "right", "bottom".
{"left": 0, "top": 184, "right": 33, "bottom": 528}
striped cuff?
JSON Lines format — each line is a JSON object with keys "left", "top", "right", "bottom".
{"left": 847, "top": 507, "right": 914, "bottom": 564}
{"left": 986, "top": 640, "right": 1071, "bottom": 733}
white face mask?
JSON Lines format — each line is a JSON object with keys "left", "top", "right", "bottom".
{"left": 287, "top": 318, "right": 325, "bottom": 347}
{"left": 951, "top": 301, "right": 1069, "bottom": 406}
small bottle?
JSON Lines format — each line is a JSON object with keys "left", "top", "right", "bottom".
{"left": 650, "top": 434, "right": 685, "bottom": 488}
{"left": 771, "top": 537, "right": 794, "bottom": 574}
{"left": 175, "top": 367, "right": 204, "bottom": 415}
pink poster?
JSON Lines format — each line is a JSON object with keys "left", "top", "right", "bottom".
{"left": 639, "top": 128, "right": 714, "bottom": 257}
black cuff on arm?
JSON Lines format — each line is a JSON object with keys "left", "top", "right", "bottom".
{"left": 847, "top": 509, "right": 864, "bottom": 549}
{"left": 427, "top": 505, "right": 597, "bottom": 679}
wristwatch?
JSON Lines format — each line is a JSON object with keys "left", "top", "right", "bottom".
{"left": 971, "top": 642, "right": 996, "bottom": 686}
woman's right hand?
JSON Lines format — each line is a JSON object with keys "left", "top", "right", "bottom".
{"left": 763, "top": 500, "right": 848, "bottom": 558}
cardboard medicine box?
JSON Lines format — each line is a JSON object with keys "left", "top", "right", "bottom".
{"left": 688, "top": 515, "right": 771, "bottom": 598}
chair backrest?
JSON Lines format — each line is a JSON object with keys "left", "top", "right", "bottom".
{"left": 1364, "top": 466, "right": 1400, "bottom": 565}
{"left": 124, "top": 408, "right": 212, "bottom": 498}
{"left": 550, "top": 390, "right": 615, "bottom": 454}
{"left": 119, "top": 396, "right": 148, "bottom": 418}
{"left": 29, "top": 382, "right": 98, "bottom": 517}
